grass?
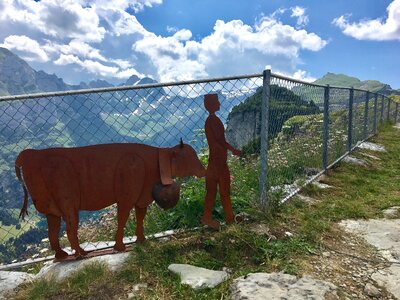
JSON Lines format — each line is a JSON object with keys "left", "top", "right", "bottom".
{"left": 13, "top": 123, "right": 400, "bottom": 299}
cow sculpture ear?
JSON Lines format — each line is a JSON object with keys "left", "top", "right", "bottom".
{"left": 159, "top": 149, "right": 173, "bottom": 185}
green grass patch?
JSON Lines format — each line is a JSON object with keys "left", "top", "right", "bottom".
{"left": 14, "top": 123, "right": 400, "bottom": 299}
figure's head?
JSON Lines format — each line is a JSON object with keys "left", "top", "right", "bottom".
{"left": 204, "top": 93, "right": 220, "bottom": 113}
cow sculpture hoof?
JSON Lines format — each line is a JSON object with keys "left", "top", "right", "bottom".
{"left": 114, "top": 243, "right": 126, "bottom": 252}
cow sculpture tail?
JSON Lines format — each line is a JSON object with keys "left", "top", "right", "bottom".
{"left": 15, "top": 153, "right": 29, "bottom": 220}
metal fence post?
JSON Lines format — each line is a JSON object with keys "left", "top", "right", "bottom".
{"left": 395, "top": 102, "right": 399, "bottom": 124}
{"left": 387, "top": 98, "right": 391, "bottom": 121}
{"left": 259, "top": 69, "right": 271, "bottom": 209}
{"left": 380, "top": 95, "right": 385, "bottom": 124}
{"left": 322, "top": 85, "right": 330, "bottom": 170}
{"left": 363, "top": 92, "right": 370, "bottom": 139}
{"left": 347, "top": 88, "right": 354, "bottom": 152}
{"left": 373, "top": 93, "right": 378, "bottom": 134}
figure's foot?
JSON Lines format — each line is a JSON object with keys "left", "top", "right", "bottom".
{"left": 74, "top": 247, "right": 88, "bottom": 259}
{"left": 55, "top": 249, "right": 69, "bottom": 260}
{"left": 201, "top": 217, "right": 221, "bottom": 230}
{"left": 136, "top": 235, "right": 146, "bottom": 244}
{"left": 226, "top": 214, "right": 244, "bottom": 225}
{"left": 113, "top": 242, "right": 126, "bottom": 252}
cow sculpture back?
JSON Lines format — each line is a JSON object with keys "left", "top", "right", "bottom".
{"left": 15, "top": 141, "right": 205, "bottom": 260}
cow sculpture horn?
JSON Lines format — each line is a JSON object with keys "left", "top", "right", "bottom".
{"left": 180, "top": 138, "right": 184, "bottom": 148}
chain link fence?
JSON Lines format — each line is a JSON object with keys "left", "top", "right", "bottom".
{"left": 0, "top": 71, "right": 396, "bottom": 267}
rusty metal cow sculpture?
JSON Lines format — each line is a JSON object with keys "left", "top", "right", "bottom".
{"left": 15, "top": 140, "right": 205, "bottom": 260}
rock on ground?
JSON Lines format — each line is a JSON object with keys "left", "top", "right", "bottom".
{"left": 230, "top": 272, "right": 337, "bottom": 300}
{"left": 340, "top": 216, "right": 400, "bottom": 298}
{"left": 372, "top": 265, "right": 400, "bottom": 298}
{"left": 312, "top": 181, "right": 333, "bottom": 189}
{"left": 357, "top": 142, "right": 386, "bottom": 152}
{"left": 35, "top": 252, "right": 130, "bottom": 282}
{"left": 168, "top": 264, "right": 229, "bottom": 290}
{"left": 342, "top": 155, "right": 369, "bottom": 167}
{"left": 0, "top": 271, "right": 33, "bottom": 299}
{"left": 382, "top": 207, "right": 400, "bottom": 219}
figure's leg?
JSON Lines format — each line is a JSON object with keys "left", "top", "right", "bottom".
{"left": 64, "top": 211, "right": 87, "bottom": 258}
{"left": 114, "top": 205, "right": 131, "bottom": 251}
{"left": 135, "top": 206, "right": 147, "bottom": 243}
{"left": 201, "top": 169, "right": 220, "bottom": 230}
{"left": 47, "top": 214, "right": 68, "bottom": 260}
{"left": 219, "top": 166, "right": 235, "bottom": 224}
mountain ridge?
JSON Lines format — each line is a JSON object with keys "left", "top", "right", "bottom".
{"left": 0, "top": 47, "right": 153, "bottom": 96}
{"left": 313, "top": 72, "right": 400, "bottom": 95}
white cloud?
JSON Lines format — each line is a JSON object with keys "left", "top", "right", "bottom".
{"left": 292, "top": 69, "right": 316, "bottom": 82}
{"left": 0, "top": 35, "right": 49, "bottom": 62}
{"left": 173, "top": 29, "right": 192, "bottom": 41}
{"left": 80, "top": 0, "right": 162, "bottom": 13}
{"left": 333, "top": 0, "right": 400, "bottom": 41}
{"left": 291, "top": 6, "right": 309, "bottom": 28}
{"left": 54, "top": 53, "right": 143, "bottom": 78}
{"left": 134, "top": 17, "right": 327, "bottom": 82}
{"left": 0, "top": 1, "right": 323, "bottom": 84}
{"left": 0, "top": 0, "right": 106, "bottom": 42}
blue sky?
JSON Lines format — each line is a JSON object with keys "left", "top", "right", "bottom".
{"left": 0, "top": 0, "right": 399, "bottom": 88}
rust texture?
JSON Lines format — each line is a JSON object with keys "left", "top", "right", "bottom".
{"left": 201, "top": 94, "right": 242, "bottom": 230}
{"left": 15, "top": 141, "right": 205, "bottom": 260}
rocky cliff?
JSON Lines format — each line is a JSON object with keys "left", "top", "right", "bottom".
{"left": 226, "top": 86, "right": 320, "bottom": 151}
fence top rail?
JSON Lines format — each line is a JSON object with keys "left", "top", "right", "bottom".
{"left": 0, "top": 71, "right": 389, "bottom": 102}
{"left": 0, "top": 73, "right": 263, "bottom": 102}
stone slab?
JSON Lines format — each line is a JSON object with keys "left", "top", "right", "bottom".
{"left": 357, "top": 142, "right": 386, "bottom": 152}
{"left": 230, "top": 272, "right": 337, "bottom": 300}
{"left": 35, "top": 251, "right": 130, "bottom": 282}
{"left": 0, "top": 271, "right": 33, "bottom": 299}
{"left": 168, "top": 264, "right": 228, "bottom": 290}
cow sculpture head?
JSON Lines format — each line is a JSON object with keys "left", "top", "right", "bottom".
{"left": 158, "top": 139, "right": 206, "bottom": 185}
{"left": 155, "top": 139, "right": 205, "bottom": 209}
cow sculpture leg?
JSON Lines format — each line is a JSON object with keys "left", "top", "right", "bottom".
{"left": 47, "top": 214, "right": 68, "bottom": 260}
{"left": 135, "top": 206, "right": 147, "bottom": 243}
{"left": 114, "top": 206, "right": 131, "bottom": 252}
{"left": 63, "top": 210, "right": 87, "bottom": 258}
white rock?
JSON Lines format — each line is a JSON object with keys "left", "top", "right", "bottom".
{"left": 312, "top": 181, "right": 332, "bottom": 189}
{"left": 364, "top": 283, "right": 381, "bottom": 298}
{"left": 297, "top": 194, "right": 319, "bottom": 204}
{"left": 132, "top": 283, "right": 148, "bottom": 291}
{"left": 230, "top": 272, "right": 337, "bottom": 300}
{"left": 357, "top": 142, "right": 386, "bottom": 152}
{"left": 168, "top": 264, "right": 229, "bottom": 290}
{"left": 35, "top": 252, "right": 130, "bottom": 282}
{"left": 342, "top": 155, "right": 368, "bottom": 167}
{"left": 382, "top": 206, "right": 400, "bottom": 219}
{"left": 371, "top": 265, "right": 400, "bottom": 299}
{"left": 0, "top": 271, "right": 34, "bottom": 299}
{"left": 339, "top": 218, "right": 400, "bottom": 298}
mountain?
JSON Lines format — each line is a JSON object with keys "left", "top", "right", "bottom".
{"left": 226, "top": 86, "right": 320, "bottom": 151}
{"left": 313, "top": 73, "right": 400, "bottom": 95}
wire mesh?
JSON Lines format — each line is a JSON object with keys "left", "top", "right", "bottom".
{"left": 266, "top": 76, "right": 324, "bottom": 199}
{"left": 0, "top": 71, "right": 393, "bottom": 266}
{"left": 328, "top": 87, "right": 350, "bottom": 165}
{"left": 0, "top": 75, "right": 263, "bottom": 264}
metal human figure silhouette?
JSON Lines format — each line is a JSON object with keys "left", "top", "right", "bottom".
{"left": 201, "top": 94, "right": 241, "bottom": 230}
